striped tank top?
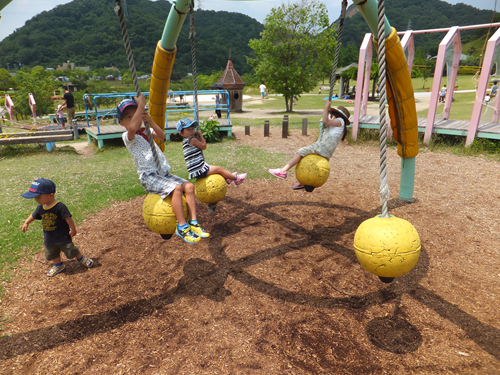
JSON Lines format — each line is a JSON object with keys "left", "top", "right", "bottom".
{"left": 182, "top": 136, "right": 210, "bottom": 179}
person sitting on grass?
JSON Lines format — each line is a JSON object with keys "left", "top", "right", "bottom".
{"left": 21, "top": 178, "right": 94, "bottom": 277}
{"left": 177, "top": 117, "right": 247, "bottom": 185}
{"left": 118, "top": 95, "right": 208, "bottom": 244}
{"left": 268, "top": 99, "right": 350, "bottom": 190}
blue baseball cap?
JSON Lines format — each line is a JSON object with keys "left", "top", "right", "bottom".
{"left": 176, "top": 117, "right": 198, "bottom": 133}
{"left": 21, "top": 178, "right": 56, "bottom": 199}
{"left": 116, "top": 99, "right": 138, "bottom": 122}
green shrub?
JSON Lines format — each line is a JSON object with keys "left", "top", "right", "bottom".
{"left": 200, "top": 119, "right": 221, "bottom": 143}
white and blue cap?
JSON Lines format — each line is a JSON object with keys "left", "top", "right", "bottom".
{"left": 21, "top": 178, "right": 56, "bottom": 199}
{"left": 176, "top": 117, "right": 198, "bottom": 133}
{"left": 116, "top": 99, "right": 138, "bottom": 122}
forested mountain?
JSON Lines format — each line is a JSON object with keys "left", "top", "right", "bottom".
{"left": 0, "top": 0, "right": 498, "bottom": 78}
{"left": 339, "top": 0, "right": 500, "bottom": 57}
{"left": 0, "top": 0, "right": 263, "bottom": 76}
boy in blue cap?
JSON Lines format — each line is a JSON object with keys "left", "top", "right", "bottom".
{"left": 21, "top": 178, "right": 94, "bottom": 277}
{"left": 177, "top": 117, "right": 247, "bottom": 185}
{"left": 118, "top": 94, "right": 208, "bottom": 243}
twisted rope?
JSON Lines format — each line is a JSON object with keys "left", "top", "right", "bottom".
{"left": 189, "top": 7, "right": 199, "bottom": 126}
{"left": 376, "top": 0, "right": 390, "bottom": 217}
{"left": 328, "top": 0, "right": 347, "bottom": 101}
{"left": 114, "top": 0, "right": 162, "bottom": 174}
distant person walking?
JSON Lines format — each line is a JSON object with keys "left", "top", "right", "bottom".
{"left": 61, "top": 86, "right": 75, "bottom": 126}
{"left": 215, "top": 94, "right": 222, "bottom": 119}
{"left": 84, "top": 91, "right": 93, "bottom": 111}
{"left": 491, "top": 82, "right": 498, "bottom": 97}
{"left": 439, "top": 85, "right": 447, "bottom": 103}
{"left": 259, "top": 82, "right": 267, "bottom": 102}
{"left": 179, "top": 86, "right": 184, "bottom": 102}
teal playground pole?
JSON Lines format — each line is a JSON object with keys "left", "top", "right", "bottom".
{"left": 160, "top": 0, "right": 192, "bottom": 50}
{"left": 353, "top": 0, "right": 416, "bottom": 202}
{"left": 399, "top": 157, "right": 415, "bottom": 201}
{"left": 351, "top": 0, "right": 391, "bottom": 40}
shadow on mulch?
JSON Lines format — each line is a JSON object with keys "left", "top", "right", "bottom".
{"left": 1, "top": 196, "right": 499, "bottom": 362}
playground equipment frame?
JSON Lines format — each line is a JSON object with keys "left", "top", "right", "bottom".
{"left": 352, "top": 22, "right": 500, "bottom": 146}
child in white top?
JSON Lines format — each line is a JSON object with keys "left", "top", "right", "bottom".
{"left": 118, "top": 95, "right": 209, "bottom": 244}
{"left": 268, "top": 99, "right": 350, "bottom": 189}
{"left": 56, "top": 105, "right": 66, "bottom": 129}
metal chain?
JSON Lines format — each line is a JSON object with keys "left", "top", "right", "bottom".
{"left": 377, "top": 0, "right": 390, "bottom": 217}
{"left": 328, "top": 0, "right": 347, "bottom": 101}
{"left": 114, "top": 0, "right": 162, "bottom": 174}
{"left": 189, "top": 7, "right": 199, "bottom": 126}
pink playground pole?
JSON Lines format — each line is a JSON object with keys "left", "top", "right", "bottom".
{"left": 442, "top": 30, "right": 462, "bottom": 121}
{"left": 424, "top": 26, "right": 460, "bottom": 144}
{"left": 353, "top": 33, "right": 373, "bottom": 140}
{"left": 29, "top": 93, "right": 37, "bottom": 124}
{"left": 400, "top": 30, "right": 415, "bottom": 72}
{"left": 4, "top": 94, "right": 14, "bottom": 124}
{"left": 467, "top": 27, "right": 500, "bottom": 146}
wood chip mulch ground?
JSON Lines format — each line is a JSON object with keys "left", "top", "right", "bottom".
{"left": 1, "top": 126, "right": 499, "bottom": 374}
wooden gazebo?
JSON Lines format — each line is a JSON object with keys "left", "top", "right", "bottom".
{"left": 210, "top": 59, "right": 245, "bottom": 112}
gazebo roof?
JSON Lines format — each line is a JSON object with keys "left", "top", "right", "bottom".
{"left": 211, "top": 59, "right": 245, "bottom": 89}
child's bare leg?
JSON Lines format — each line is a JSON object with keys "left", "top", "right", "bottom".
{"left": 282, "top": 153, "right": 303, "bottom": 173}
{"left": 171, "top": 185, "right": 188, "bottom": 226}
{"left": 182, "top": 182, "right": 197, "bottom": 222}
{"left": 207, "top": 165, "right": 235, "bottom": 180}
{"left": 52, "top": 257, "right": 62, "bottom": 264}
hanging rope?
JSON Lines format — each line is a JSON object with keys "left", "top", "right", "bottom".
{"left": 114, "top": 0, "right": 162, "bottom": 174}
{"left": 376, "top": 0, "right": 390, "bottom": 217}
{"left": 189, "top": 6, "right": 200, "bottom": 126}
{"left": 478, "top": 0, "right": 497, "bottom": 69}
{"left": 328, "top": 0, "right": 348, "bottom": 101}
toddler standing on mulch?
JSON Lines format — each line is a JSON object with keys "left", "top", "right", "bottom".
{"left": 56, "top": 105, "right": 67, "bottom": 130}
{"left": 268, "top": 99, "right": 350, "bottom": 189}
{"left": 177, "top": 117, "right": 247, "bottom": 185}
{"left": 119, "top": 95, "right": 209, "bottom": 244}
{"left": 21, "top": 178, "right": 94, "bottom": 277}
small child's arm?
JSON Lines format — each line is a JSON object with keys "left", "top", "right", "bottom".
{"left": 22, "top": 214, "right": 35, "bottom": 232}
{"left": 321, "top": 99, "right": 343, "bottom": 127}
{"left": 65, "top": 217, "right": 77, "bottom": 237}
{"left": 190, "top": 129, "right": 207, "bottom": 150}
{"left": 126, "top": 94, "right": 147, "bottom": 141}
{"left": 141, "top": 111, "right": 166, "bottom": 141}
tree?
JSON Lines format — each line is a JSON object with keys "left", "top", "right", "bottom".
{"left": 14, "top": 66, "right": 58, "bottom": 117}
{"left": 0, "top": 68, "right": 15, "bottom": 89}
{"left": 69, "top": 69, "right": 90, "bottom": 91}
{"left": 248, "top": 0, "right": 336, "bottom": 112}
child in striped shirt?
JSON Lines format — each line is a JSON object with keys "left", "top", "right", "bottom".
{"left": 177, "top": 118, "right": 247, "bottom": 185}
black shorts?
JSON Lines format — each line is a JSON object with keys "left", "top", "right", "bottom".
{"left": 197, "top": 170, "right": 208, "bottom": 179}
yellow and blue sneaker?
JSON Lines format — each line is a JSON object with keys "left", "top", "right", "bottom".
{"left": 189, "top": 220, "right": 210, "bottom": 238}
{"left": 175, "top": 225, "right": 200, "bottom": 244}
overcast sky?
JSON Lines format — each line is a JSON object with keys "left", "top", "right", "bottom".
{"left": 0, "top": 0, "right": 499, "bottom": 42}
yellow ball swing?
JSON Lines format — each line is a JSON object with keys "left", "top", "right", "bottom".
{"left": 115, "top": 1, "right": 188, "bottom": 240}
{"left": 352, "top": 0, "right": 420, "bottom": 282}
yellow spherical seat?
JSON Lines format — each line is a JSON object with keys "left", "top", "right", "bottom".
{"left": 295, "top": 154, "right": 330, "bottom": 192}
{"left": 194, "top": 174, "right": 227, "bottom": 204}
{"left": 143, "top": 193, "right": 188, "bottom": 238}
{"left": 354, "top": 215, "right": 421, "bottom": 282}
